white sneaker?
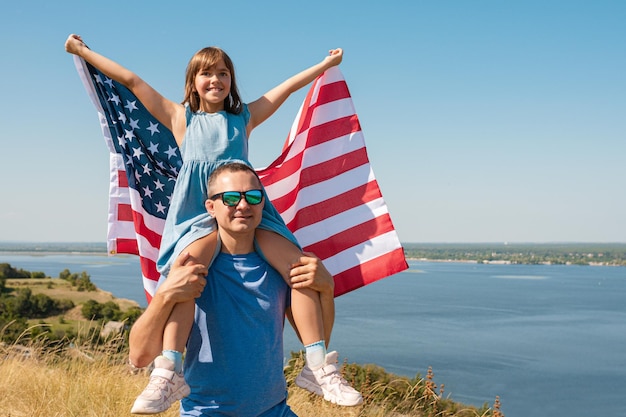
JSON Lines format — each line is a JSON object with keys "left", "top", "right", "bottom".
{"left": 131, "top": 356, "right": 190, "bottom": 414}
{"left": 295, "top": 351, "right": 363, "bottom": 406}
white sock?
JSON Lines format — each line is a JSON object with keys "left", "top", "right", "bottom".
{"left": 162, "top": 349, "right": 183, "bottom": 373}
{"left": 304, "top": 340, "right": 326, "bottom": 370}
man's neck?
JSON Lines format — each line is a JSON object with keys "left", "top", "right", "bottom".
{"left": 218, "top": 230, "right": 255, "bottom": 255}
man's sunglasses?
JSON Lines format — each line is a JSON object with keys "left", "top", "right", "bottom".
{"left": 209, "top": 189, "right": 264, "bottom": 207}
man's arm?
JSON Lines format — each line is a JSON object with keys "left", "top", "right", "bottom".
{"left": 288, "top": 253, "right": 335, "bottom": 346}
{"left": 128, "top": 252, "right": 207, "bottom": 368}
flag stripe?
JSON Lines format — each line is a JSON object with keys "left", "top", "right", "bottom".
{"left": 294, "top": 197, "right": 391, "bottom": 248}
{"left": 285, "top": 179, "right": 382, "bottom": 231}
{"left": 118, "top": 204, "right": 134, "bottom": 222}
{"left": 333, "top": 248, "right": 408, "bottom": 296}
{"left": 302, "top": 213, "right": 398, "bottom": 262}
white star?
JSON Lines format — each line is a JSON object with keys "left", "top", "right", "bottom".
{"left": 143, "top": 185, "right": 153, "bottom": 199}
{"left": 142, "top": 164, "right": 152, "bottom": 176}
{"left": 118, "top": 112, "right": 127, "bottom": 124}
{"left": 134, "top": 171, "right": 141, "bottom": 183}
{"left": 125, "top": 100, "right": 138, "bottom": 112}
{"left": 117, "top": 135, "right": 126, "bottom": 147}
{"left": 165, "top": 146, "right": 178, "bottom": 159}
{"left": 147, "top": 121, "right": 160, "bottom": 135}
{"left": 94, "top": 74, "right": 104, "bottom": 84}
{"left": 109, "top": 93, "right": 121, "bottom": 106}
{"left": 155, "top": 201, "right": 167, "bottom": 214}
{"left": 125, "top": 129, "right": 136, "bottom": 141}
{"left": 148, "top": 142, "right": 159, "bottom": 154}
{"left": 133, "top": 146, "right": 144, "bottom": 159}
{"left": 105, "top": 77, "right": 114, "bottom": 89}
{"left": 154, "top": 179, "right": 165, "bottom": 191}
{"left": 129, "top": 118, "right": 140, "bottom": 130}
{"left": 156, "top": 160, "right": 166, "bottom": 170}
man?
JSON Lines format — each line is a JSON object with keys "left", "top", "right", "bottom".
{"left": 129, "top": 162, "right": 362, "bottom": 416}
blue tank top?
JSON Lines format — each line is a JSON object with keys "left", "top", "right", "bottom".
{"left": 181, "top": 252, "right": 290, "bottom": 416}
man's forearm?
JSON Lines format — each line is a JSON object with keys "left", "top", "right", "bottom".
{"left": 128, "top": 292, "right": 176, "bottom": 368}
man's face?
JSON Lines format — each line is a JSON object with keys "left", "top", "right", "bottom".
{"left": 205, "top": 170, "right": 264, "bottom": 237}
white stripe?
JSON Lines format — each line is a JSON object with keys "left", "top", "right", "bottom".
{"left": 275, "top": 164, "right": 376, "bottom": 225}
{"left": 127, "top": 185, "right": 167, "bottom": 234}
{"left": 293, "top": 197, "right": 390, "bottom": 248}
{"left": 307, "top": 97, "right": 356, "bottom": 128}
{"left": 322, "top": 231, "right": 405, "bottom": 276}
{"left": 142, "top": 276, "right": 158, "bottom": 298}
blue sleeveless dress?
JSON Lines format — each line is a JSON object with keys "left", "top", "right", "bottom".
{"left": 156, "top": 104, "right": 299, "bottom": 276}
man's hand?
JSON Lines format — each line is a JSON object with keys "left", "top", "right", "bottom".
{"left": 156, "top": 251, "right": 208, "bottom": 304}
{"left": 289, "top": 252, "right": 334, "bottom": 294}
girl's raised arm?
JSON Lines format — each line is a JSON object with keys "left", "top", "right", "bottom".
{"left": 65, "top": 34, "right": 186, "bottom": 145}
{"left": 246, "top": 48, "right": 343, "bottom": 135}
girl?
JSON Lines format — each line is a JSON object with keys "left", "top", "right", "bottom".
{"left": 65, "top": 34, "right": 362, "bottom": 413}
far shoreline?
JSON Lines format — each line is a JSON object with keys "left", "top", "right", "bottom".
{"left": 2, "top": 251, "right": 623, "bottom": 267}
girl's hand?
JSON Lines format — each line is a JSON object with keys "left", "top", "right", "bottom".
{"left": 65, "top": 34, "right": 87, "bottom": 55}
{"left": 324, "top": 48, "right": 343, "bottom": 68}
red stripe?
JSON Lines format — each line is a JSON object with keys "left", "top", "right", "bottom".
{"left": 118, "top": 203, "right": 134, "bottom": 222}
{"left": 116, "top": 238, "right": 139, "bottom": 255}
{"left": 333, "top": 248, "right": 408, "bottom": 297}
{"left": 270, "top": 148, "right": 370, "bottom": 214}
{"left": 293, "top": 80, "right": 351, "bottom": 137}
{"left": 258, "top": 149, "right": 307, "bottom": 188}
{"left": 139, "top": 255, "right": 161, "bottom": 281}
{"left": 118, "top": 170, "right": 128, "bottom": 187}
{"left": 284, "top": 180, "right": 383, "bottom": 230}
{"left": 302, "top": 214, "right": 397, "bottom": 261}
{"left": 283, "top": 74, "right": 320, "bottom": 150}
{"left": 316, "top": 80, "right": 351, "bottom": 106}
{"left": 307, "top": 115, "right": 361, "bottom": 148}
{"left": 299, "top": 147, "right": 368, "bottom": 188}
{"left": 131, "top": 209, "right": 162, "bottom": 250}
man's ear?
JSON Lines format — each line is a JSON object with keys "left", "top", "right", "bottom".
{"left": 205, "top": 198, "right": 215, "bottom": 216}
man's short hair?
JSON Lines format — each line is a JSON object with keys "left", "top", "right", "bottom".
{"left": 208, "top": 161, "right": 262, "bottom": 192}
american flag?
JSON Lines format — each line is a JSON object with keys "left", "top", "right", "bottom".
{"left": 74, "top": 57, "right": 407, "bottom": 302}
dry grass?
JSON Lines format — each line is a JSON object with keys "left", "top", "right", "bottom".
{"left": 0, "top": 335, "right": 503, "bottom": 417}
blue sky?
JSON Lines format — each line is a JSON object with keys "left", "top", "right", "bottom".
{"left": 1, "top": 0, "right": 624, "bottom": 243}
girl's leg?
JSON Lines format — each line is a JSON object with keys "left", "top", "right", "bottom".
{"left": 255, "top": 230, "right": 363, "bottom": 407}
{"left": 132, "top": 232, "right": 219, "bottom": 414}
{"left": 161, "top": 232, "right": 219, "bottom": 371}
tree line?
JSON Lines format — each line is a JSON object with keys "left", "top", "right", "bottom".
{"left": 403, "top": 243, "right": 626, "bottom": 266}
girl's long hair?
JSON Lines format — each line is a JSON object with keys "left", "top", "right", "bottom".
{"left": 182, "top": 47, "right": 242, "bottom": 114}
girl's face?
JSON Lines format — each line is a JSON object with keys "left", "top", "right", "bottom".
{"left": 194, "top": 58, "right": 232, "bottom": 113}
